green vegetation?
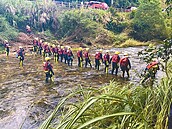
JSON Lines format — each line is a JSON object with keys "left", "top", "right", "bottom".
{"left": 130, "top": 0, "right": 169, "bottom": 41}
{"left": 0, "top": 15, "right": 18, "bottom": 41}
{"left": 0, "top": 0, "right": 171, "bottom": 45}
{"left": 39, "top": 76, "right": 172, "bottom": 129}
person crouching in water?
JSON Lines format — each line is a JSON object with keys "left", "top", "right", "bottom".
{"left": 17, "top": 46, "right": 25, "bottom": 67}
{"left": 103, "top": 50, "right": 110, "bottom": 73}
{"left": 141, "top": 60, "right": 160, "bottom": 84}
{"left": 43, "top": 57, "right": 54, "bottom": 83}
{"left": 67, "top": 47, "right": 74, "bottom": 66}
{"left": 110, "top": 51, "right": 120, "bottom": 76}
{"left": 84, "top": 48, "right": 92, "bottom": 68}
{"left": 119, "top": 53, "right": 131, "bottom": 78}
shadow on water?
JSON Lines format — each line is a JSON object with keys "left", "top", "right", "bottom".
{"left": 0, "top": 47, "right": 164, "bottom": 129}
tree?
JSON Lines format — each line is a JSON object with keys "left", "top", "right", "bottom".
{"left": 130, "top": 0, "right": 168, "bottom": 41}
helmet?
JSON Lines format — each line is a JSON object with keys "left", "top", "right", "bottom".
{"left": 35, "top": 37, "right": 38, "bottom": 40}
{"left": 44, "top": 42, "right": 48, "bottom": 45}
{"left": 52, "top": 44, "right": 55, "bottom": 48}
{"left": 58, "top": 45, "right": 60, "bottom": 48}
{"left": 68, "top": 46, "right": 71, "bottom": 49}
{"left": 19, "top": 46, "right": 22, "bottom": 49}
{"left": 148, "top": 43, "right": 154, "bottom": 48}
{"left": 115, "top": 51, "right": 120, "bottom": 55}
{"left": 124, "top": 53, "right": 128, "bottom": 57}
{"left": 48, "top": 43, "right": 51, "bottom": 46}
{"left": 4, "top": 40, "right": 8, "bottom": 42}
{"left": 45, "top": 57, "right": 51, "bottom": 61}
{"left": 40, "top": 40, "right": 42, "bottom": 43}
{"left": 79, "top": 47, "right": 82, "bottom": 51}
{"left": 61, "top": 46, "right": 64, "bottom": 49}
{"left": 100, "top": 49, "right": 103, "bottom": 52}
{"left": 106, "top": 50, "right": 109, "bottom": 53}
{"left": 86, "top": 48, "right": 89, "bottom": 51}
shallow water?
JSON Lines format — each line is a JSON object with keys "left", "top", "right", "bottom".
{"left": 0, "top": 47, "right": 164, "bottom": 129}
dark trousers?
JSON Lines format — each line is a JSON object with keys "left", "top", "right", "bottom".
{"left": 60, "top": 54, "right": 63, "bottom": 62}
{"left": 121, "top": 66, "right": 130, "bottom": 78}
{"left": 68, "top": 56, "right": 73, "bottom": 66}
{"left": 112, "top": 62, "right": 119, "bottom": 75}
{"left": 104, "top": 60, "right": 109, "bottom": 72}
{"left": 95, "top": 59, "right": 100, "bottom": 70}
{"left": 85, "top": 58, "right": 92, "bottom": 68}
{"left": 64, "top": 54, "right": 68, "bottom": 64}
{"left": 45, "top": 71, "right": 52, "bottom": 83}
{"left": 78, "top": 57, "right": 82, "bottom": 67}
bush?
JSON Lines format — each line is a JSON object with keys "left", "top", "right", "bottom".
{"left": 130, "top": 0, "right": 168, "bottom": 41}
{"left": 0, "top": 15, "right": 18, "bottom": 40}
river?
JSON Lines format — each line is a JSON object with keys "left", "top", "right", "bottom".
{"left": 0, "top": 46, "right": 164, "bottom": 129}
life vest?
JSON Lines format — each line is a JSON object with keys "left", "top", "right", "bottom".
{"left": 95, "top": 53, "right": 101, "bottom": 60}
{"left": 58, "top": 49, "right": 63, "bottom": 55}
{"left": 17, "top": 49, "right": 24, "bottom": 56}
{"left": 33, "top": 40, "right": 37, "bottom": 46}
{"left": 45, "top": 47, "right": 50, "bottom": 53}
{"left": 43, "top": 61, "right": 53, "bottom": 72}
{"left": 77, "top": 51, "right": 82, "bottom": 58}
{"left": 84, "top": 52, "right": 89, "bottom": 58}
{"left": 120, "top": 57, "right": 129, "bottom": 66}
{"left": 68, "top": 50, "right": 73, "bottom": 56}
{"left": 51, "top": 47, "right": 55, "bottom": 53}
{"left": 43, "top": 44, "right": 48, "bottom": 50}
{"left": 63, "top": 49, "right": 68, "bottom": 55}
{"left": 112, "top": 54, "right": 120, "bottom": 63}
{"left": 146, "top": 61, "right": 158, "bottom": 70}
{"left": 103, "top": 54, "right": 110, "bottom": 61}
{"left": 54, "top": 47, "right": 58, "bottom": 53}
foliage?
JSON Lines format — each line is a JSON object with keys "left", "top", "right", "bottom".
{"left": 0, "top": 15, "right": 18, "bottom": 40}
{"left": 138, "top": 39, "right": 172, "bottom": 78}
{"left": 57, "top": 9, "right": 113, "bottom": 43}
{"left": 39, "top": 77, "right": 172, "bottom": 129}
{"left": 130, "top": 0, "right": 168, "bottom": 41}
{"left": 112, "top": 0, "right": 140, "bottom": 8}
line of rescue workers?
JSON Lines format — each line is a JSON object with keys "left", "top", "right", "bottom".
{"left": 3, "top": 37, "right": 160, "bottom": 83}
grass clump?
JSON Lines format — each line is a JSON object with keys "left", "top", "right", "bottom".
{"left": 118, "top": 38, "right": 149, "bottom": 47}
{"left": 39, "top": 76, "right": 172, "bottom": 129}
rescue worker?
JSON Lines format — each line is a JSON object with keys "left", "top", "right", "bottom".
{"left": 67, "top": 47, "right": 74, "bottom": 66}
{"left": 110, "top": 51, "right": 120, "bottom": 76}
{"left": 84, "top": 48, "right": 92, "bottom": 68}
{"left": 33, "top": 37, "right": 38, "bottom": 55}
{"left": 26, "top": 25, "right": 31, "bottom": 34}
{"left": 119, "top": 53, "right": 131, "bottom": 78}
{"left": 95, "top": 49, "right": 103, "bottom": 70}
{"left": 141, "top": 60, "right": 160, "bottom": 83}
{"left": 43, "top": 57, "right": 54, "bottom": 83}
{"left": 17, "top": 46, "right": 25, "bottom": 67}
{"left": 4, "top": 40, "right": 10, "bottom": 56}
{"left": 45, "top": 43, "right": 51, "bottom": 57}
{"left": 38, "top": 39, "right": 43, "bottom": 55}
{"left": 103, "top": 50, "right": 110, "bottom": 73}
{"left": 58, "top": 46, "right": 64, "bottom": 62}
{"left": 51, "top": 44, "right": 55, "bottom": 56}
{"left": 63, "top": 46, "right": 68, "bottom": 64}
{"left": 54, "top": 45, "right": 59, "bottom": 62}
{"left": 77, "top": 47, "right": 83, "bottom": 67}
{"left": 42, "top": 42, "right": 48, "bottom": 58}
